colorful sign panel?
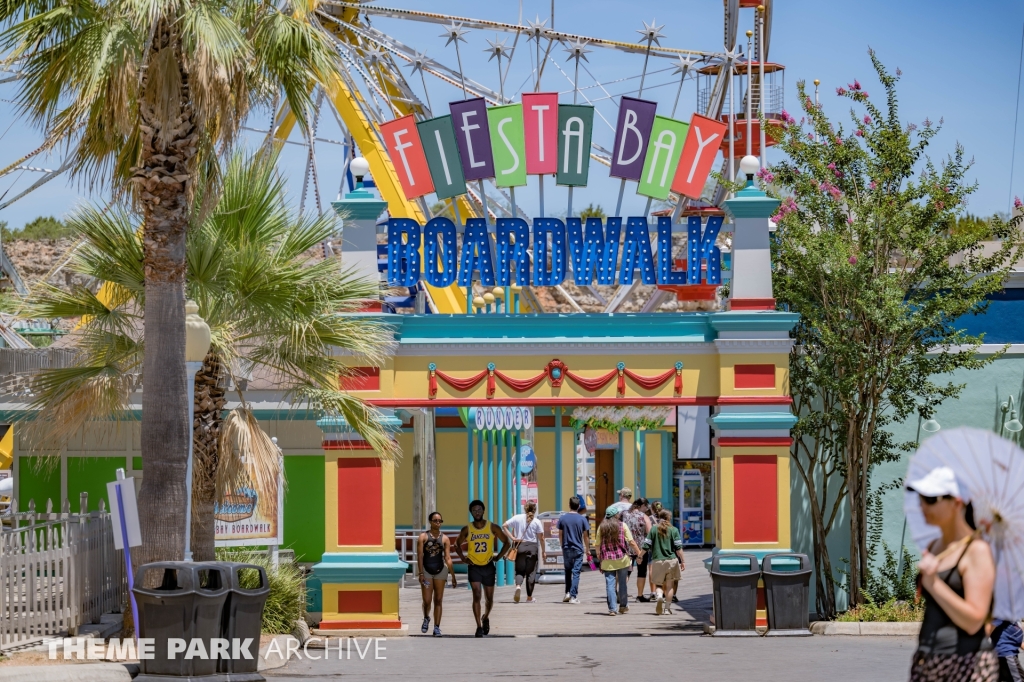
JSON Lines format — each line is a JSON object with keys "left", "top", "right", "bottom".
{"left": 487, "top": 104, "right": 527, "bottom": 187}
{"left": 638, "top": 115, "right": 689, "bottom": 200}
{"left": 610, "top": 97, "right": 657, "bottom": 180}
{"left": 449, "top": 98, "right": 494, "bottom": 181}
{"left": 556, "top": 105, "right": 594, "bottom": 186}
{"left": 522, "top": 92, "right": 559, "bottom": 175}
{"left": 672, "top": 114, "right": 729, "bottom": 200}
{"left": 215, "top": 477, "right": 284, "bottom": 547}
{"left": 417, "top": 115, "right": 467, "bottom": 201}
{"left": 380, "top": 115, "right": 433, "bottom": 200}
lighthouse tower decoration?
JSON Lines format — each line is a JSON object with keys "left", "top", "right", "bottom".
{"left": 722, "top": 155, "right": 780, "bottom": 311}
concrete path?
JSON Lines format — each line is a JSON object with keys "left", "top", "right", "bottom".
{"left": 396, "top": 549, "right": 714, "bottom": 637}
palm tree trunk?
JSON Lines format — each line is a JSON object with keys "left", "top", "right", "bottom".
{"left": 134, "top": 22, "right": 197, "bottom": 569}
{"left": 191, "top": 351, "right": 227, "bottom": 561}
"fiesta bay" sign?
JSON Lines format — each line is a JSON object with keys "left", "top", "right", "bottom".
{"left": 386, "top": 215, "right": 723, "bottom": 288}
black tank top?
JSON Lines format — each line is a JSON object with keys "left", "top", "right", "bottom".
{"left": 917, "top": 538, "right": 987, "bottom": 655}
{"left": 422, "top": 532, "right": 445, "bottom": 575}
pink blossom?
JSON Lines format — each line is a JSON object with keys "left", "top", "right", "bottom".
{"left": 849, "top": 80, "right": 862, "bottom": 91}
{"left": 860, "top": 92, "right": 869, "bottom": 98}
{"left": 827, "top": 163, "right": 836, "bottom": 170}
{"left": 836, "top": 87, "right": 847, "bottom": 96}
{"left": 855, "top": 129, "right": 864, "bottom": 137}
{"left": 807, "top": 133, "right": 814, "bottom": 140}
{"left": 1015, "top": 196, "right": 1022, "bottom": 209}
{"left": 835, "top": 137, "right": 844, "bottom": 145}
{"left": 848, "top": 255, "right": 857, "bottom": 263}
{"left": 835, "top": 170, "right": 843, "bottom": 178}
{"left": 923, "top": 117, "right": 932, "bottom": 128}
{"left": 757, "top": 167, "right": 776, "bottom": 183}
{"left": 863, "top": 115, "right": 872, "bottom": 125}
{"left": 907, "top": 123, "right": 918, "bottom": 132}
{"left": 820, "top": 181, "right": 842, "bottom": 200}
{"left": 869, "top": 181, "right": 877, "bottom": 190}
{"left": 896, "top": 67, "right": 902, "bottom": 76}
{"left": 936, "top": 201, "right": 944, "bottom": 210}
{"left": 847, "top": 218, "right": 854, "bottom": 226}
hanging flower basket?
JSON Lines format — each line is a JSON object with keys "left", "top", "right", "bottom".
{"left": 569, "top": 406, "right": 673, "bottom": 433}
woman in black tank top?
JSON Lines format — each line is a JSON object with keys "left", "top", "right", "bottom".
{"left": 417, "top": 512, "right": 457, "bottom": 637}
{"left": 908, "top": 468, "right": 996, "bottom": 681}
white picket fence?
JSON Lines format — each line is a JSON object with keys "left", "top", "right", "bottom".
{"left": 0, "top": 494, "right": 126, "bottom": 650}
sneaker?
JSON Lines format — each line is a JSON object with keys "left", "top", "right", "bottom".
{"left": 526, "top": 597, "right": 536, "bottom": 603}
{"left": 636, "top": 595, "right": 650, "bottom": 603}
{"left": 563, "top": 593, "right": 571, "bottom": 603}
{"left": 475, "top": 626, "right": 484, "bottom": 638}
{"left": 656, "top": 596, "right": 665, "bottom": 615}
{"left": 421, "top": 617, "right": 430, "bottom": 634}
{"left": 514, "top": 585, "right": 521, "bottom": 603}
{"left": 433, "top": 625, "right": 442, "bottom": 637}
{"left": 569, "top": 597, "right": 581, "bottom": 604}
{"left": 482, "top": 617, "right": 490, "bottom": 635}
{"left": 672, "top": 595, "right": 679, "bottom": 603}
{"left": 619, "top": 606, "right": 629, "bottom": 614}
{"left": 665, "top": 604, "right": 673, "bottom": 615}
{"left": 607, "top": 610, "right": 617, "bottom": 616}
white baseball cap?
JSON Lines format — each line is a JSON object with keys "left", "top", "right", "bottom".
{"left": 907, "top": 466, "right": 965, "bottom": 500}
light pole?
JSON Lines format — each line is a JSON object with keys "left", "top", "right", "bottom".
{"left": 897, "top": 411, "right": 941, "bottom": 579}
{"left": 183, "top": 299, "right": 211, "bottom": 562}
{"left": 1001, "top": 395, "right": 1024, "bottom": 436}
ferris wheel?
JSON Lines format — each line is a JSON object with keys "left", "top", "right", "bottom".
{"left": 0, "top": 0, "right": 783, "bottom": 315}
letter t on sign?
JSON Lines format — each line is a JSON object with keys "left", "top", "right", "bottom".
{"left": 686, "top": 216, "right": 723, "bottom": 285}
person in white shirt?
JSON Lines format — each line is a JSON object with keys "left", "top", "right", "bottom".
{"left": 502, "top": 501, "right": 544, "bottom": 603}
{"left": 609, "top": 487, "right": 633, "bottom": 515}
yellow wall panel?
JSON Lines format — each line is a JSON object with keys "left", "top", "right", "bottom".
{"left": 436, "top": 432, "right": 469, "bottom": 524}
{"left": 393, "top": 432, "right": 413, "bottom": 528}
{"left": 718, "top": 353, "right": 790, "bottom": 397}
{"left": 644, "top": 431, "right": 662, "bottom": 500}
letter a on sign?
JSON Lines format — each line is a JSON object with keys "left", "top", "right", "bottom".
{"left": 671, "top": 114, "right": 728, "bottom": 200}
{"left": 417, "top": 115, "right": 467, "bottom": 201}
{"left": 449, "top": 98, "right": 495, "bottom": 181}
{"left": 380, "top": 115, "right": 433, "bottom": 200}
{"left": 522, "top": 93, "right": 558, "bottom": 175}
{"left": 610, "top": 97, "right": 657, "bottom": 181}
{"left": 637, "top": 115, "right": 689, "bottom": 200}
{"left": 556, "top": 105, "right": 594, "bottom": 187}
{"left": 487, "top": 104, "right": 527, "bottom": 188}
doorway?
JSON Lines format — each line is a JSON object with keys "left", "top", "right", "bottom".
{"left": 595, "top": 449, "right": 615, "bottom": 516}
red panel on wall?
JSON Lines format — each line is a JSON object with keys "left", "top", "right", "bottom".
{"left": 341, "top": 367, "right": 380, "bottom": 391}
{"left": 337, "top": 590, "right": 383, "bottom": 614}
{"left": 733, "top": 364, "right": 776, "bottom": 389}
{"left": 337, "top": 458, "right": 382, "bottom": 546}
{"left": 733, "top": 455, "right": 778, "bottom": 543}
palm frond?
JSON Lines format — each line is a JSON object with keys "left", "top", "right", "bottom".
{"left": 217, "top": 406, "right": 281, "bottom": 517}
{"left": 298, "top": 386, "right": 401, "bottom": 463}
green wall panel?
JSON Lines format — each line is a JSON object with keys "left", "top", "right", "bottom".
{"left": 17, "top": 456, "right": 60, "bottom": 510}
{"left": 283, "top": 455, "right": 324, "bottom": 563}
{"left": 67, "top": 457, "right": 126, "bottom": 513}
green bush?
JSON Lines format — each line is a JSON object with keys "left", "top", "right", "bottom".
{"left": 837, "top": 596, "right": 924, "bottom": 623}
{"left": 215, "top": 549, "right": 304, "bottom": 634}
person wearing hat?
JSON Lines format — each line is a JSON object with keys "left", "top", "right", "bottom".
{"left": 908, "top": 466, "right": 997, "bottom": 681}
{"left": 609, "top": 487, "right": 633, "bottom": 515}
{"left": 596, "top": 506, "right": 642, "bottom": 616}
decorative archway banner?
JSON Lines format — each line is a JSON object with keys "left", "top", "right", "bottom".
{"left": 427, "top": 360, "right": 683, "bottom": 399}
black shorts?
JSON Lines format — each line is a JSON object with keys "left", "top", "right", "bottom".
{"left": 467, "top": 561, "right": 497, "bottom": 587}
{"left": 634, "top": 550, "right": 649, "bottom": 578}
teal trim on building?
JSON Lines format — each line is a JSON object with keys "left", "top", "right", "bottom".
{"left": 707, "top": 311, "right": 799, "bottom": 334}
{"left": 311, "top": 552, "right": 409, "bottom": 583}
{"left": 316, "top": 415, "right": 403, "bottom": 433}
{"left": 331, "top": 187, "right": 388, "bottom": 221}
{"left": 721, "top": 182, "right": 781, "bottom": 220}
{"left": 661, "top": 431, "right": 672, "bottom": 507}
{"left": 707, "top": 412, "right": 798, "bottom": 430}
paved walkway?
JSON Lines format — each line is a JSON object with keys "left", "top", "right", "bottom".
{"left": 399, "top": 549, "right": 713, "bottom": 637}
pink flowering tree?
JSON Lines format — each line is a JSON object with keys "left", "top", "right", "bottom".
{"left": 765, "top": 52, "right": 1024, "bottom": 616}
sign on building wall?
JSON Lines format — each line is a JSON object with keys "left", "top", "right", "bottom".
{"left": 215, "top": 467, "right": 284, "bottom": 547}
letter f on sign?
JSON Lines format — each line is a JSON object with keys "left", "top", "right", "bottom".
{"left": 392, "top": 129, "right": 415, "bottom": 185}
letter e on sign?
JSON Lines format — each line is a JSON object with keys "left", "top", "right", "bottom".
{"left": 671, "top": 114, "right": 728, "bottom": 200}
{"left": 380, "top": 115, "right": 434, "bottom": 200}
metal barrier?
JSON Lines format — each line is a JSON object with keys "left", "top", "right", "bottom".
{"left": 394, "top": 529, "right": 466, "bottom": 573}
{"left": 0, "top": 494, "right": 126, "bottom": 650}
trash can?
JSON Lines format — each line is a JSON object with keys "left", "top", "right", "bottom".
{"left": 709, "top": 554, "right": 761, "bottom": 635}
{"left": 133, "top": 562, "right": 230, "bottom": 680}
{"left": 219, "top": 562, "right": 270, "bottom": 680}
{"left": 761, "top": 553, "right": 813, "bottom": 635}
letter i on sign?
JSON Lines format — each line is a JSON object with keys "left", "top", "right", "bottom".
{"left": 522, "top": 93, "right": 558, "bottom": 175}
{"left": 417, "top": 116, "right": 467, "bottom": 200}
{"left": 380, "top": 115, "right": 433, "bottom": 200}
{"left": 671, "top": 114, "right": 729, "bottom": 200}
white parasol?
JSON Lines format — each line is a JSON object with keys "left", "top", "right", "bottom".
{"left": 904, "top": 427, "right": 1024, "bottom": 620}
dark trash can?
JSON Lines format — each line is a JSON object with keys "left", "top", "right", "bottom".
{"left": 709, "top": 554, "right": 761, "bottom": 635}
{"left": 219, "top": 563, "right": 270, "bottom": 681}
{"left": 133, "top": 562, "right": 230, "bottom": 680}
{"left": 761, "top": 553, "right": 813, "bottom": 634}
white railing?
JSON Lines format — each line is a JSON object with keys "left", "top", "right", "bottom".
{"left": 394, "top": 529, "right": 465, "bottom": 572}
{"left": 1, "top": 494, "right": 126, "bottom": 650}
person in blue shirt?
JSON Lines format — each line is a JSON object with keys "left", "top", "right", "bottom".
{"left": 558, "top": 495, "right": 591, "bottom": 604}
{"left": 992, "top": 619, "right": 1024, "bottom": 682}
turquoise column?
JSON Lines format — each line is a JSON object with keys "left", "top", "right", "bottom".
{"left": 505, "top": 429, "right": 515, "bottom": 585}
{"left": 661, "top": 432, "right": 673, "bottom": 508}
{"left": 467, "top": 427, "right": 474, "bottom": 521}
{"left": 496, "top": 430, "right": 505, "bottom": 586}
{"left": 554, "top": 407, "right": 563, "bottom": 510}
{"left": 637, "top": 430, "right": 646, "bottom": 499}
{"left": 477, "top": 431, "right": 484, "bottom": 510}
{"left": 486, "top": 431, "right": 494, "bottom": 523}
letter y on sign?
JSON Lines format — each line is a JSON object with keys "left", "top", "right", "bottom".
{"left": 671, "top": 114, "right": 728, "bottom": 200}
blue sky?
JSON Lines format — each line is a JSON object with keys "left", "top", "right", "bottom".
{"left": 1, "top": 0, "right": 1022, "bottom": 227}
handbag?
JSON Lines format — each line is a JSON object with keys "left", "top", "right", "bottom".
{"left": 507, "top": 538, "right": 522, "bottom": 562}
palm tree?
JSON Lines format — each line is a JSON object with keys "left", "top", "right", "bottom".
{"left": 21, "top": 150, "right": 397, "bottom": 561}
{"left": 1, "top": 0, "right": 341, "bottom": 564}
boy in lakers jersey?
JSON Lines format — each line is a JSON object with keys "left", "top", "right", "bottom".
{"left": 455, "top": 500, "right": 510, "bottom": 637}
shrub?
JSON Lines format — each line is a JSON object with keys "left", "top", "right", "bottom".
{"left": 837, "top": 596, "right": 924, "bottom": 623}
{"left": 215, "top": 549, "right": 305, "bottom": 634}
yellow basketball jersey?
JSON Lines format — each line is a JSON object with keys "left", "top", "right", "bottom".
{"left": 466, "top": 524, "right": 494, "bottom": 566}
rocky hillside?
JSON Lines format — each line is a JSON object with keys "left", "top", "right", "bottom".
{"left": 5, "top": 238, "right": 94, "bottom": 292}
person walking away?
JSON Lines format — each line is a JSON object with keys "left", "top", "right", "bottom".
{"left": 417, "top": 511, "right": 457, "bottom": 637}
{"left": 455, "top": 500, "right": 510, "bottom": 637}
{"left": 991, "top": 619, "right": 1024, "bottom": 682}
{"left": 908, "top": 466, "right": 997, "bottom": 682}
{"left": 642, "top": 509, "right": 685, "bottom": 615}
{"left": 622, "top": 498, "right": 652, "bottom": 601}
{"left": 609, "top": 487, "right": 633, "bottom": 515}
{"left": 559, "top": 495, "right": 591, "bottom": 604}
{"left": 596, "top": 506, "right": 642, "bottom": 616}
{"left": 503, "top": 501, "right": 544, "bottom": 603}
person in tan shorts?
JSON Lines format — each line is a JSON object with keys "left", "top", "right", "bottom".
{"left": 641, "top": 509, "right": 685, "bottom": 615}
